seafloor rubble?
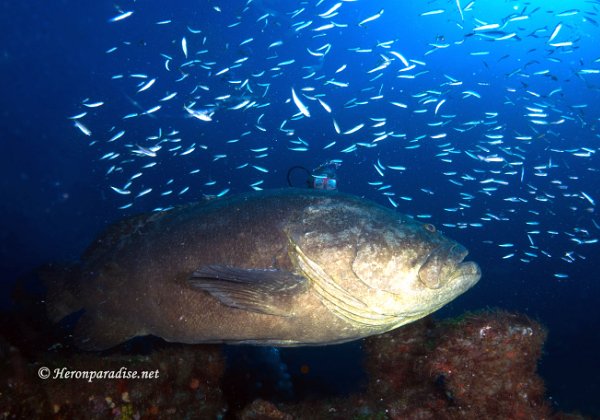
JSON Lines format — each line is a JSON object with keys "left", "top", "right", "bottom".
{"left": 0, "top": 309, "right": 589, "bottom": 419}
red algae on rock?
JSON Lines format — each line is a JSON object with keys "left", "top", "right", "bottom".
{"left": 365, "top": 310, "right": 553, "bottom": 419}
{"left": 427, "top": 312, "right": 549, "bottom": 418}
{"left": 239, "top": 399, "right": 294, "bottom": 420}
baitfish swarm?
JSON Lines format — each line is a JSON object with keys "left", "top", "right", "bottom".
{"left": 70, "top": 0, "right": 599, "bottom": 278}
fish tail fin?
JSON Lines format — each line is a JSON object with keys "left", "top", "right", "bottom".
{"left": 42, "top": 263, "right": 143, "bottom": 351}
{"left": 40, "top": 263, "right": 84, "bottom": 323}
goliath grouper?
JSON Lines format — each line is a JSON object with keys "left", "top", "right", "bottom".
{"left": 45, "top": 189, "right": 481, "bottom": 350}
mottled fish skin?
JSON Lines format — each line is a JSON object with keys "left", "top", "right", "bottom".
{"left": 46, "top": 189, "right": 480, "bottom": 350}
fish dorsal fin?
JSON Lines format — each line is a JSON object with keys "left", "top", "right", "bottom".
{"left": 189, "top": 265, "right": 308, "bottom": 316}
{"left": 82, "top": 200, "right": 208, "bottom": 264}
{"left": 82, "top": 210, "right": 168, "bottom": 263}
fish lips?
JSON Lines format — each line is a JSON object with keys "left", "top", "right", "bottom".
{"left": 449, "top": 260, "right": 481, "bottom": 290}
{"left": 418, "top": 243, "right": 481, "bottom": 290}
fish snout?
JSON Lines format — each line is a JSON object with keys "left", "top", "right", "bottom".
{"left": 417, "top": 242, "right": 470, "bottom": 289}
{"left": 448, "top": 244, "right": 481, "bottom": 288}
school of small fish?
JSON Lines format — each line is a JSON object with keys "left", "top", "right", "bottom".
{"left": 71, "top": 0, "right": 600, "bottom": 280}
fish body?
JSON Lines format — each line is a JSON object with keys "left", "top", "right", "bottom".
{"left": 45, "top": 189, "right": 480, "bottom": 350}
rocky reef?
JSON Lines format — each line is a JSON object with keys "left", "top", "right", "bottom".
{"left": 1, "top": 340, "right": 226, "bottom": 419}
{"left": 0, "top": 309, "right": 589, "bottom": 419}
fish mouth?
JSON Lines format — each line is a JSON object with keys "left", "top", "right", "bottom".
{"left": 418, "top": 243, "right": 480, "bottom": 289}
{"left": 449, "top": 260, "right": 482, "bottom": 288}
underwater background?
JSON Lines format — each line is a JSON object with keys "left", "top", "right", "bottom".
{"left": 1, "top": 0, "right": 599, "bottom": 416}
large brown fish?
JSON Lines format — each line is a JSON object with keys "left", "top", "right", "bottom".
{"left": 45, "top": 189, "right": 481, "bottom": 350}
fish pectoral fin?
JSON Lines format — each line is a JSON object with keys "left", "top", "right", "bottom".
{"left": 189, "top": 265, "right": 308, "bottom": 316}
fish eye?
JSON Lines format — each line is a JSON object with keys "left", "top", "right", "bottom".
{"left": 423, "top": 223, "right": 436, "bottom": 233}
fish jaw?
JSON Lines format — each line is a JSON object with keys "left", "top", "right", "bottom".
{"left": 449, "top": 260, "right": 481, "bottom": 292}
{"left": 417, "top": 242, "right": 475, "bottom": 289}
{"left": 407, "top": 252, "right": 481, "bottom": 316}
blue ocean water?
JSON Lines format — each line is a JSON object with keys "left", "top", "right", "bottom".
{"left": 1, "top": 0, "right": 599, "bottom": 415}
